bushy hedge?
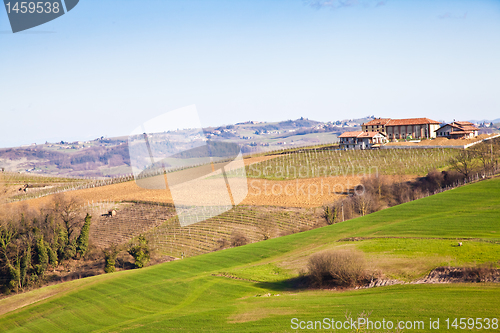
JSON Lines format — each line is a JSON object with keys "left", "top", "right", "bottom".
{"left": 307, "top": 249, "right": 367, "bottom": 287}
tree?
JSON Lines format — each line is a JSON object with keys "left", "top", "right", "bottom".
{"left": 323, "top": 206, "right": 337, "bottom": 225}
{"left": 76, "top": 214, "right": 92, "bottom": 259}
{"left": 127, "top": 235, "right": 150, "bottom": 268}
{"left": 0, "top": 223, "right": 20, "bottom": 292}
{"left": 354, "top": 192, "right": 374, "bottom": 216}
{"left": 51, "top": 194, "right": 82, "bottom": 247}
{"left": 55, "top": 227, "right": 69, "bottom": 261}
{"left": 472, "top": 141, "right": 500, "bottom": 176}
{"left": 50, "top": 194, "right": 82, "bottom": 260}
{"left": 35, "top": 235, "right": 49, "bottom": 277}
{"left": 449, "top": 149, "right": 478, "bottom": 179}
{"left": 19, "top": 239, "right": 32, "bottom": 288}
{"left": 47, "top": 245, "right": 58, "bottom": 268}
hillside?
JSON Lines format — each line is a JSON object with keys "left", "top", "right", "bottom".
{"left": 0, "top": 177, "right": 499, "bottom": 332}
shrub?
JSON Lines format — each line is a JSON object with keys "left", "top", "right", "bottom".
{"left": 103, "top": 245, "right": 120, "bottom": 273}
{"left": 230, "top": 230, "right": 248, "bottom": 247}
{"left": 215, "top": 238, "right": 230, "bottom": 250}
{"left": 127, "top": 235, "right": 150, "bottom": 268}
{"left": 462, "top": 263, "right": 498, "bottom": 282}
{"left": 258, "top": 222, "right": 273, "bottom": 240}
{"left": 279, "top": 229, "right": 295, "bottom": 237}
{"left": 307, "top": 249, "right": 366, "bottom": 287}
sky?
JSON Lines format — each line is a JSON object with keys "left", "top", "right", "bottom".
{"left": 1, "top": 0, "right": 499, "bottom": 148}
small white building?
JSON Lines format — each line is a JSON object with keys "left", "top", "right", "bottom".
{"left": 339, "top": 131, "right": 387, "bottom": 150}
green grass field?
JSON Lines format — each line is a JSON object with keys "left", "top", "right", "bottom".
{"left": 0, "top": 177, "right": 499, "bottom": 332}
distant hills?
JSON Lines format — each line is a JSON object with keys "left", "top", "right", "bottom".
{"left": 0, "top": 117, "right": 370, "bottom": 178}
{"left": 468, "top": 118, "right": 500, "bottom": 124}
{"left": 1, "top": 115, "right": 498, "bottom": 179}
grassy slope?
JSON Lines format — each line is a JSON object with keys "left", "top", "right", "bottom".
{"left": 0, "top": 178, "right": 499, "bottom": 332}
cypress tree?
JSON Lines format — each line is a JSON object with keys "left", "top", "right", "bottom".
{"left": 47, "top": 245, "right": 58, "bottom": 268}
{"left": 20, "top": 240, "right": 32, "bottom": 288}
{"left": 35, "top": 235, "right": 48, "bottom": 276}
{"left": 76, "top": 214, "right": 92, "bottom": 259}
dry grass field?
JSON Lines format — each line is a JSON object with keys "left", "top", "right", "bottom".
{"left": 6, "top": 174, "right": 417, "bottom": 210}
{"left": 2, "top": 155, "right": 276, "bottom": 207}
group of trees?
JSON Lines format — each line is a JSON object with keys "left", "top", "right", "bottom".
{"left": 449, "top": 140, "right": 500, "bottom": 179}
{"left": 0, "top": 194, "right": 152, "bottom": 294}
{"left": 103, "top": 235, "right": 151, "bottom": 274}
{"left": 0, "top": 194, "right": 91, "bottom": 294}
{"left": 325, "top": 169, "right": 479, "bottom": 224}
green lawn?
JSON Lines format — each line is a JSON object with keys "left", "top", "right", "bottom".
{"left": 0, "top": 177, "right": 499, "bottom": 332}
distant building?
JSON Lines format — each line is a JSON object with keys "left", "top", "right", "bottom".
{"left": 339, "top": 131, "right": 387, "bottom": 150}
{"left": 362, "top": 118, "right": 441, "bottom": 140}
{"left": 435, "top": 121, "right": 479, "bottom": 139}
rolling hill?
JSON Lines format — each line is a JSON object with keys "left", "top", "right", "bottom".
{"left": 0, "top": 177, "right": 498, "bottom": 332}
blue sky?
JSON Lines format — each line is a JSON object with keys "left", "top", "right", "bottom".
{"left": 1, "top": 0, "right": 499, "bottom": 147}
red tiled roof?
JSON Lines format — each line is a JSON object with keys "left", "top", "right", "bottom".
{"left": 362, "top": 118, "right": 391, "bottom": 126}
{"left": 454, "top": 121, "right": 474, "bottom": 126}
{"left": 339, "top": 131, "right": 364, "bottom": 138}
{"left": 359, "top": 131, "right": 385, "bottom": 138}
{"left": 436, "top": 122, "right": 479, "bottom": 132}
{"left": 386, "top": 118, "right": 440, "bottom": 126}
{"left": 459, "top": 126, "right": 479, "bottom": 131}
{"left": 339, "top": 131, "right": 384, "bottom": 138}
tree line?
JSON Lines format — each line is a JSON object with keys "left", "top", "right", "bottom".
{"left": 0, "top": 194, "right": 91, "bottom": 294}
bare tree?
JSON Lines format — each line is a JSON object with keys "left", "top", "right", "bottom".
{"left": 50, "top": 194, "right": 83, "bottom": 244}
{"left": 472, "top": 140, "right": 500, "bottom": 176}
{"left": 353, "top": 193, "right": 374, "bottom": 216}
{"left": 449, "top": 149, "right": 478, "bottom": 179}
